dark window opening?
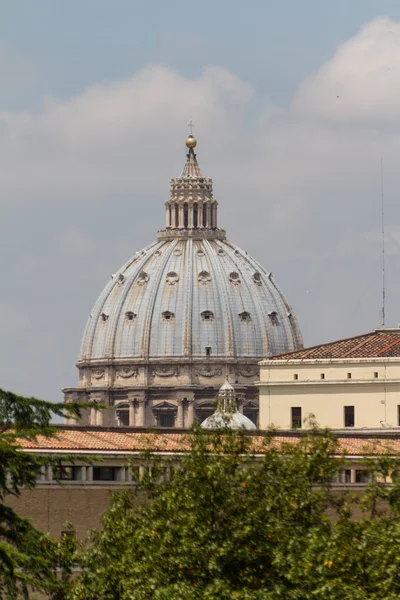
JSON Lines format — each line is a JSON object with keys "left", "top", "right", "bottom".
{"left": 347, "top": 372, "right": 352, "bottom": 379}
{"left": 203, "top": 207, "right": 207, "bottom": 227}
{"left": 201, "top": 310, "right": 214, "bottom": 321}
{"left": 193, "top": 204, "right": 198, "bottom": 227}
{"left": 93, "top": 467, "right": 116, "bottom": 481}
{"left": 162, "top": 311, "right": 175, "bottom": 321}
{"left": 294, "top": 373, "right": 298, "bottom": 380}
{"left": 117, "top": 411, "right": 129, "bottom": 427}
{"left": 125, "top": 311, "right": 136, "bottom": 321}
{"left": 291, "top": 407, "right": 302, "bottom": 429}
{"left": 101, "top": 313, "right": 109, "bottom": 322}
{"left": 184, "top": 203, "right": 188, "bottom": 228}
{"left": 268, "top": 311, "right": 278, "bottom": 325}
{"left": 239, "top": 311, "right": 251, "bottom": 322}
{"left": 320, "top": 373, "right": 325, "bottom": 380}
{"left": 53, "top": 466, "right": 80, "bottom": 481}
{"left": 205, "top": 346, "right": 212, "bottom": 356}
{"left": 355, "top": 470, "right": 369, "bottom": 484}
{"left": 344, "top": 469, "right": 352, "bottom": 484}
{"left": 159, "top": 413, "right": 175, "bottom": 428}
{"left": 374, "top": 372, "right": 378, "bottom": 378}
{"left": 344, "top": 406, "right": 355, "bottom": 427}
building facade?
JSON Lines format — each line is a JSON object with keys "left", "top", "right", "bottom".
{"left": 63, "top": 134, "right": 303, "bottom": 429}
{"left": 257, "top": 329, "right": 400, "bottom": 430}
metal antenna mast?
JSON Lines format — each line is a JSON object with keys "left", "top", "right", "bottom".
{"left": 381, "top": 158, "right": 386, "bottom": 328}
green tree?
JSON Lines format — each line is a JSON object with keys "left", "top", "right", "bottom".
{"left": 64, "top": 426, "right": 394, "bottom": 599}
{"left": 69, "top": 427, "right": 400, "bottom": 600}
{"left": 0, "top": 388, "right": 86, "bottom": 599}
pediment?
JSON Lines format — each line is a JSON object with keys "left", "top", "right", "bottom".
{"left": 153, "top": 401, "right": 176, "bottom": 411}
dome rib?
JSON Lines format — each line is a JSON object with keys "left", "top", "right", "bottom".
{"left": 142, "top": 239, "right": 179, "bottom": 358}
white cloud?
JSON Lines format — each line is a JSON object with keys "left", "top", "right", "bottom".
{"left": 292, "top": 17, "right": 400, "bottom": 122}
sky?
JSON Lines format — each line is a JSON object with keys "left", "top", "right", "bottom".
{"left": 2, "top": 0, "right": 400, "bottom": 402}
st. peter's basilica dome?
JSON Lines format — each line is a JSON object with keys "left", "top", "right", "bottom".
{"left": 64, "top": 133, "right": 302, "bottom": 429}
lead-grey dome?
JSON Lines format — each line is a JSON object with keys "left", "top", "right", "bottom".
{"left": 79, "top": 146, "right": 302, "bottom": 362}
{"left": 80, "top": 238, "right": 301, "bottom": 360}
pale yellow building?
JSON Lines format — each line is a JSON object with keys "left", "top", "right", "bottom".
{"left": 257, "top": 329, "right": 400, "bottom": 430}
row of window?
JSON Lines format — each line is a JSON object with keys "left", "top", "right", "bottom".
{"left": 38, "top": 465, "right": 375, "bottom": 487}
{"left": 100, "top": 310, "right": 280, "bottom": 324}
{"left": 118, "top": 410, "right": 258, "bottom": 428}
{"left": 291, "top": 406, "right": 355, "bottom": 428}
{"left": 293, "top": 372, "right": 380, "bottom": 381}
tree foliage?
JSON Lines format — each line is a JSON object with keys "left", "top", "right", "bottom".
{"left": 68, "top": 426, "right": 400, "bottom": 600}
{"left": 0, "top": 388, "right": 86, "bottom": 599}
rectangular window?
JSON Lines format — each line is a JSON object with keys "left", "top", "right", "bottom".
{"left": 53, "top": 466, "right": 80, "bottom": 481}
{"left": 374, "top": 372, "right": 378, "bottom": 379}
{"left": 344, "top": 469, "right": 352, "bottom": 484}
{"left": 291, "top": 407, "right": 302, "bottom": 429}
{"left": 320, "top": 373, "right": 325, "bottom": 380}
{"left": 205, "top": 346, "right": 212, "bottom": 356}
{"left": 355, "top": 470, "right": 369, "bottom": 484}
{"left": 347, "top": 372, "right": 352, "bottom": 379}
{"left": 93, "top": 467, "right": 116, "bottom": 481}
{"left": 159, "top": 413, "right": 175, "bottom": 428}
{"left": 293, "top": 373, "right": 298, "bottom": 380}
{"left": 344, "top": 406, "right": 355, "bottom": 427}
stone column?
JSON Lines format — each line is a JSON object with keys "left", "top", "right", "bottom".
{"left": 165, "top": 205, "right": 170, "bottom": 227}
{"left": 176, "top": 399, "right": 184, "bottom": 428}
{"left": 90, "top": 406, "right": 97, "bottom": 426}
{"left": 187, "top": 400, "right": 195, "bottom": 427}
{"left": 188, "top": 203, "right": 194, "bottom": 228}
{"left": 46, "top": 465, "right": 53, "bottom": 481}
{"left": 198, "top": 203, "right": 204, "bottom": 228}
{"left": 137, "top": 399, "right": 146, "bottom": 427}
{"left": 128, "top": 400, "right": 135, "bottom": 427}
{"left": 96, "top": 408, "right": 103, "bottom": 426}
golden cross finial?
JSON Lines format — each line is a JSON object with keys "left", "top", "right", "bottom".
{"left": 188, "top": 118, "right": 194, "bottom": 136}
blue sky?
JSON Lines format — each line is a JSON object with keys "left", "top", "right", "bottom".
{"left": 4, "top": 1, "right": 400, "bottom": 109}
{"left": 2, "top": 1, "right": 400, "bottom": 402}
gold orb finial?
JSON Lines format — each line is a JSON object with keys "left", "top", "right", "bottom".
{"left": 186, "top": 135, "right": 197, "bottom": 149}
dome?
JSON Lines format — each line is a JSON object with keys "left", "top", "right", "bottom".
{"left": 201, "top": 410, "right": 257, "bottom": 431}
{"left": 201, "top": 378, "right": 257, "bottom": 430}
{"left": 79, "top": 237, "right": 302, "bottom": 360}
{"left": 66, "top": 133, "right": 303, "bottom": 431}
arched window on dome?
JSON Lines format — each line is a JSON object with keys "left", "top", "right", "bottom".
{"left": 229, "top": 272, "right": 241, "bottom": 285}
{"left": 239, "top": 311, "right": 251, "bottom": 323}
{"left": 268, "top": 310, "right": 278, "bottom": 325}
{"left": 162, "top": 310, "right": 175, "bottom": 321}
{"left": 252, "top": 271, "right": 262, "bottom": 286}
{"left": 125, "top": 311, "right": 136, "bottom": 322}
{"left": 101, "top": 313, "right": 109, "bottom": 322}
{"left": 201, "top": 310, "right": 214, "bottom": 321}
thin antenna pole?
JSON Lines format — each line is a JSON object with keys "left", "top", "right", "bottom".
{"left": 381, "top": 158, "right": 386, "bottom": 328}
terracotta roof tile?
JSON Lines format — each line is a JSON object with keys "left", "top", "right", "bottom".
{"left": 270, "top": 330, "right": 400, "bottom": 360}
{"left": 15, "top": 426, "right": 400, "bottom": 457}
